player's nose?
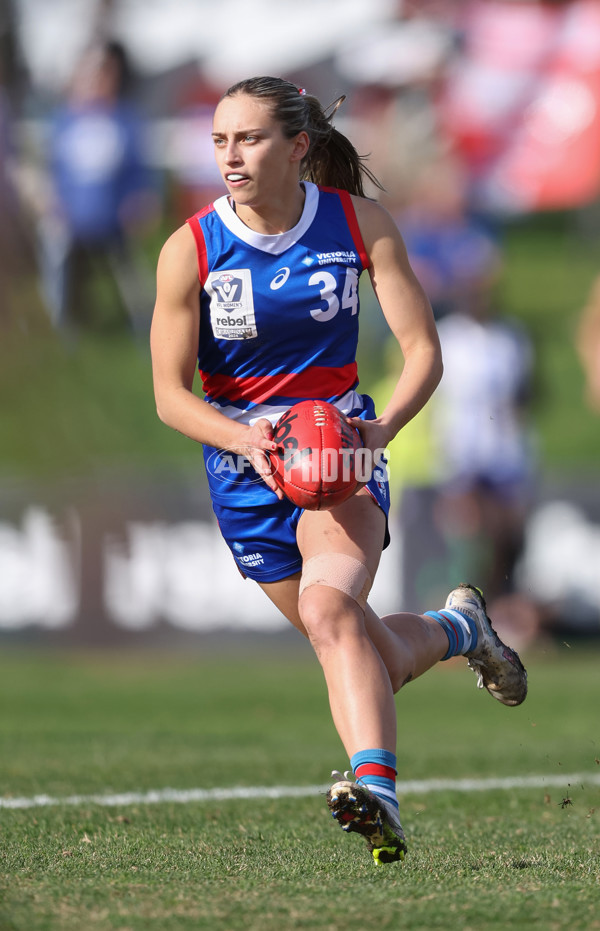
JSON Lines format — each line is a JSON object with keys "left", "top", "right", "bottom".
{"left": 224, "top": 141, "right": 242, "bottom": 164}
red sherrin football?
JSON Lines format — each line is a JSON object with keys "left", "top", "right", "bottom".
{"left": 268, "top": 400, "right": 362, "bottom": 510}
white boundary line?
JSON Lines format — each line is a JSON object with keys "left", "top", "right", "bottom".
{"left": 2, "top": 772, "right": 600, "bottom": 810}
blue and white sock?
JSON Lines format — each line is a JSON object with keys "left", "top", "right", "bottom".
{"left": 425, "top": 609, "right": 478, "bottom": 661}
{"left": 350, "top": 748, "right": 399, "bottom": 812}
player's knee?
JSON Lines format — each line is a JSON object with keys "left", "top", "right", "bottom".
{"left": 298, "top": 552, "right": 371, "bottom": 650}
{"left": 298, "top": 584, "right": 363, "bottom": 649}
{"left": 299, "top": 553, "right": 372, "bottom": 612}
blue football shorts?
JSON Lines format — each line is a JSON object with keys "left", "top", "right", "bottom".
{"left": 212, "top": 466, "right": 391, "bottom": 584}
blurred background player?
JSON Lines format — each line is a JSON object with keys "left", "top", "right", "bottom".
{"left": 39, "top": 39, "right": 157, "bottom": 335}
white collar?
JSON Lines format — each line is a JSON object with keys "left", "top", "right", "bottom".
{"left": 213, "top": 182, "right": 319, "bottom": 255}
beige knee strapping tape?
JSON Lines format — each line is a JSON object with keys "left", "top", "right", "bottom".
{"left": 299, "top": 553, "right": 372, "bottom": 611}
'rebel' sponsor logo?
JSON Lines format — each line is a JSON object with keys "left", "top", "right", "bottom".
{"left": 214, "top": 314, "right": 253, "bottom": 328}
{"left": 207, "top": 267, "right": 257, "bottom": 341}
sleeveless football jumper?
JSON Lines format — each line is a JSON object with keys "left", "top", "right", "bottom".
{"left": 187, "top": 181, "right": 379, "bottom": 508}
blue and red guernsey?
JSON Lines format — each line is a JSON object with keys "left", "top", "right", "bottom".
{"left": 186, "top": 181, "right": 371, "bottom": 505}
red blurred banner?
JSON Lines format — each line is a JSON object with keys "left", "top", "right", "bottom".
{"left": 437, "top": 0, "right": 600, "bottom": 211}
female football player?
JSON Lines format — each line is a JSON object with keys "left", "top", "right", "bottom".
{"left": 150, "top": 76, "right": 527, "bottom": 865}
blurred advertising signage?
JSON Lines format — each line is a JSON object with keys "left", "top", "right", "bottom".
{"left": 1, "top": 498, "right": 600, "bottom": 641}
{"left": 0, "top": 506, "right": 285, "bottom": 636}
{"left": 438, "top": 0, "right": 600, "bottom": 212}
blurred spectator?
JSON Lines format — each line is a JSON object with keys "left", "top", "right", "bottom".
{"left": 430, "top": 284, "right": 537, "bottom": 604}
{"left": 39, "top": 39, "right": 158, "bottom": 334}
{"left": 576, "top": 273, "right": 600, "bottom": 413}
{"left": 398, "top": 156, "right": 502, "bottom": 319}
{"left": 376, "top": 263, "right": 539, "bottom": 646}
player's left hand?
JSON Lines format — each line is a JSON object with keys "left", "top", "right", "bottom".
{"left": 347, "top": 416, "right": 389, "bottom": 485}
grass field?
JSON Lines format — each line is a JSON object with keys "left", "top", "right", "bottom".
{"left": 1, "top": 644, "right": 599, "bottom": 931}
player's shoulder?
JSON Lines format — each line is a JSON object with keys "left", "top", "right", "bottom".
{"left": 348, "top": 195, "right": 401, "bottom": 252}
{"left": 157, "top": 223, "right": 199, "bottom": 287}
{"left": 159, "top": 223, "right": 196, "bottom": 262}
{"left": 349, "top": 194, "right": 394, "bottom": 227}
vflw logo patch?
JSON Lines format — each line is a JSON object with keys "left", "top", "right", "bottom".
{"left": 206, "top": 268, "right": 257, "bottom": 340}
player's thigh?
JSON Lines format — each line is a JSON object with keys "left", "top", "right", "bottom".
{"left": 296, "top": 487, "right": 386, "bottom": 580}
{"left": 258, "top": 572, "right": 306, "bottom": 635}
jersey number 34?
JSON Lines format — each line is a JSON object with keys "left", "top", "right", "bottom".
{"left": 309, "top": 267, "right": 359, "bottom": 322}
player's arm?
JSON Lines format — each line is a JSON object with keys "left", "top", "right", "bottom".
{"left": 351, "top": 196, "right": 443, "bottom": 448}
{"left": 150, "top": 225, "right": 282, "bottom": 493}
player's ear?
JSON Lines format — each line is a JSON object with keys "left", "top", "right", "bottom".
{"left": 290, "top": 131, "right": 310, "bottom": 163}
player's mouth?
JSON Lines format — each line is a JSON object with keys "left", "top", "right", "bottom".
{"left": 226, "top": 172, "right": 249, "bottom": 186}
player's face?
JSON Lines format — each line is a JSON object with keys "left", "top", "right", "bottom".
{"left": 212, "top": 94, "right": 306, "bottom": 210}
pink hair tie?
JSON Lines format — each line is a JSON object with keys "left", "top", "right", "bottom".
{"left": 298, "top": 87, "right": 306, "bottom": 96}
